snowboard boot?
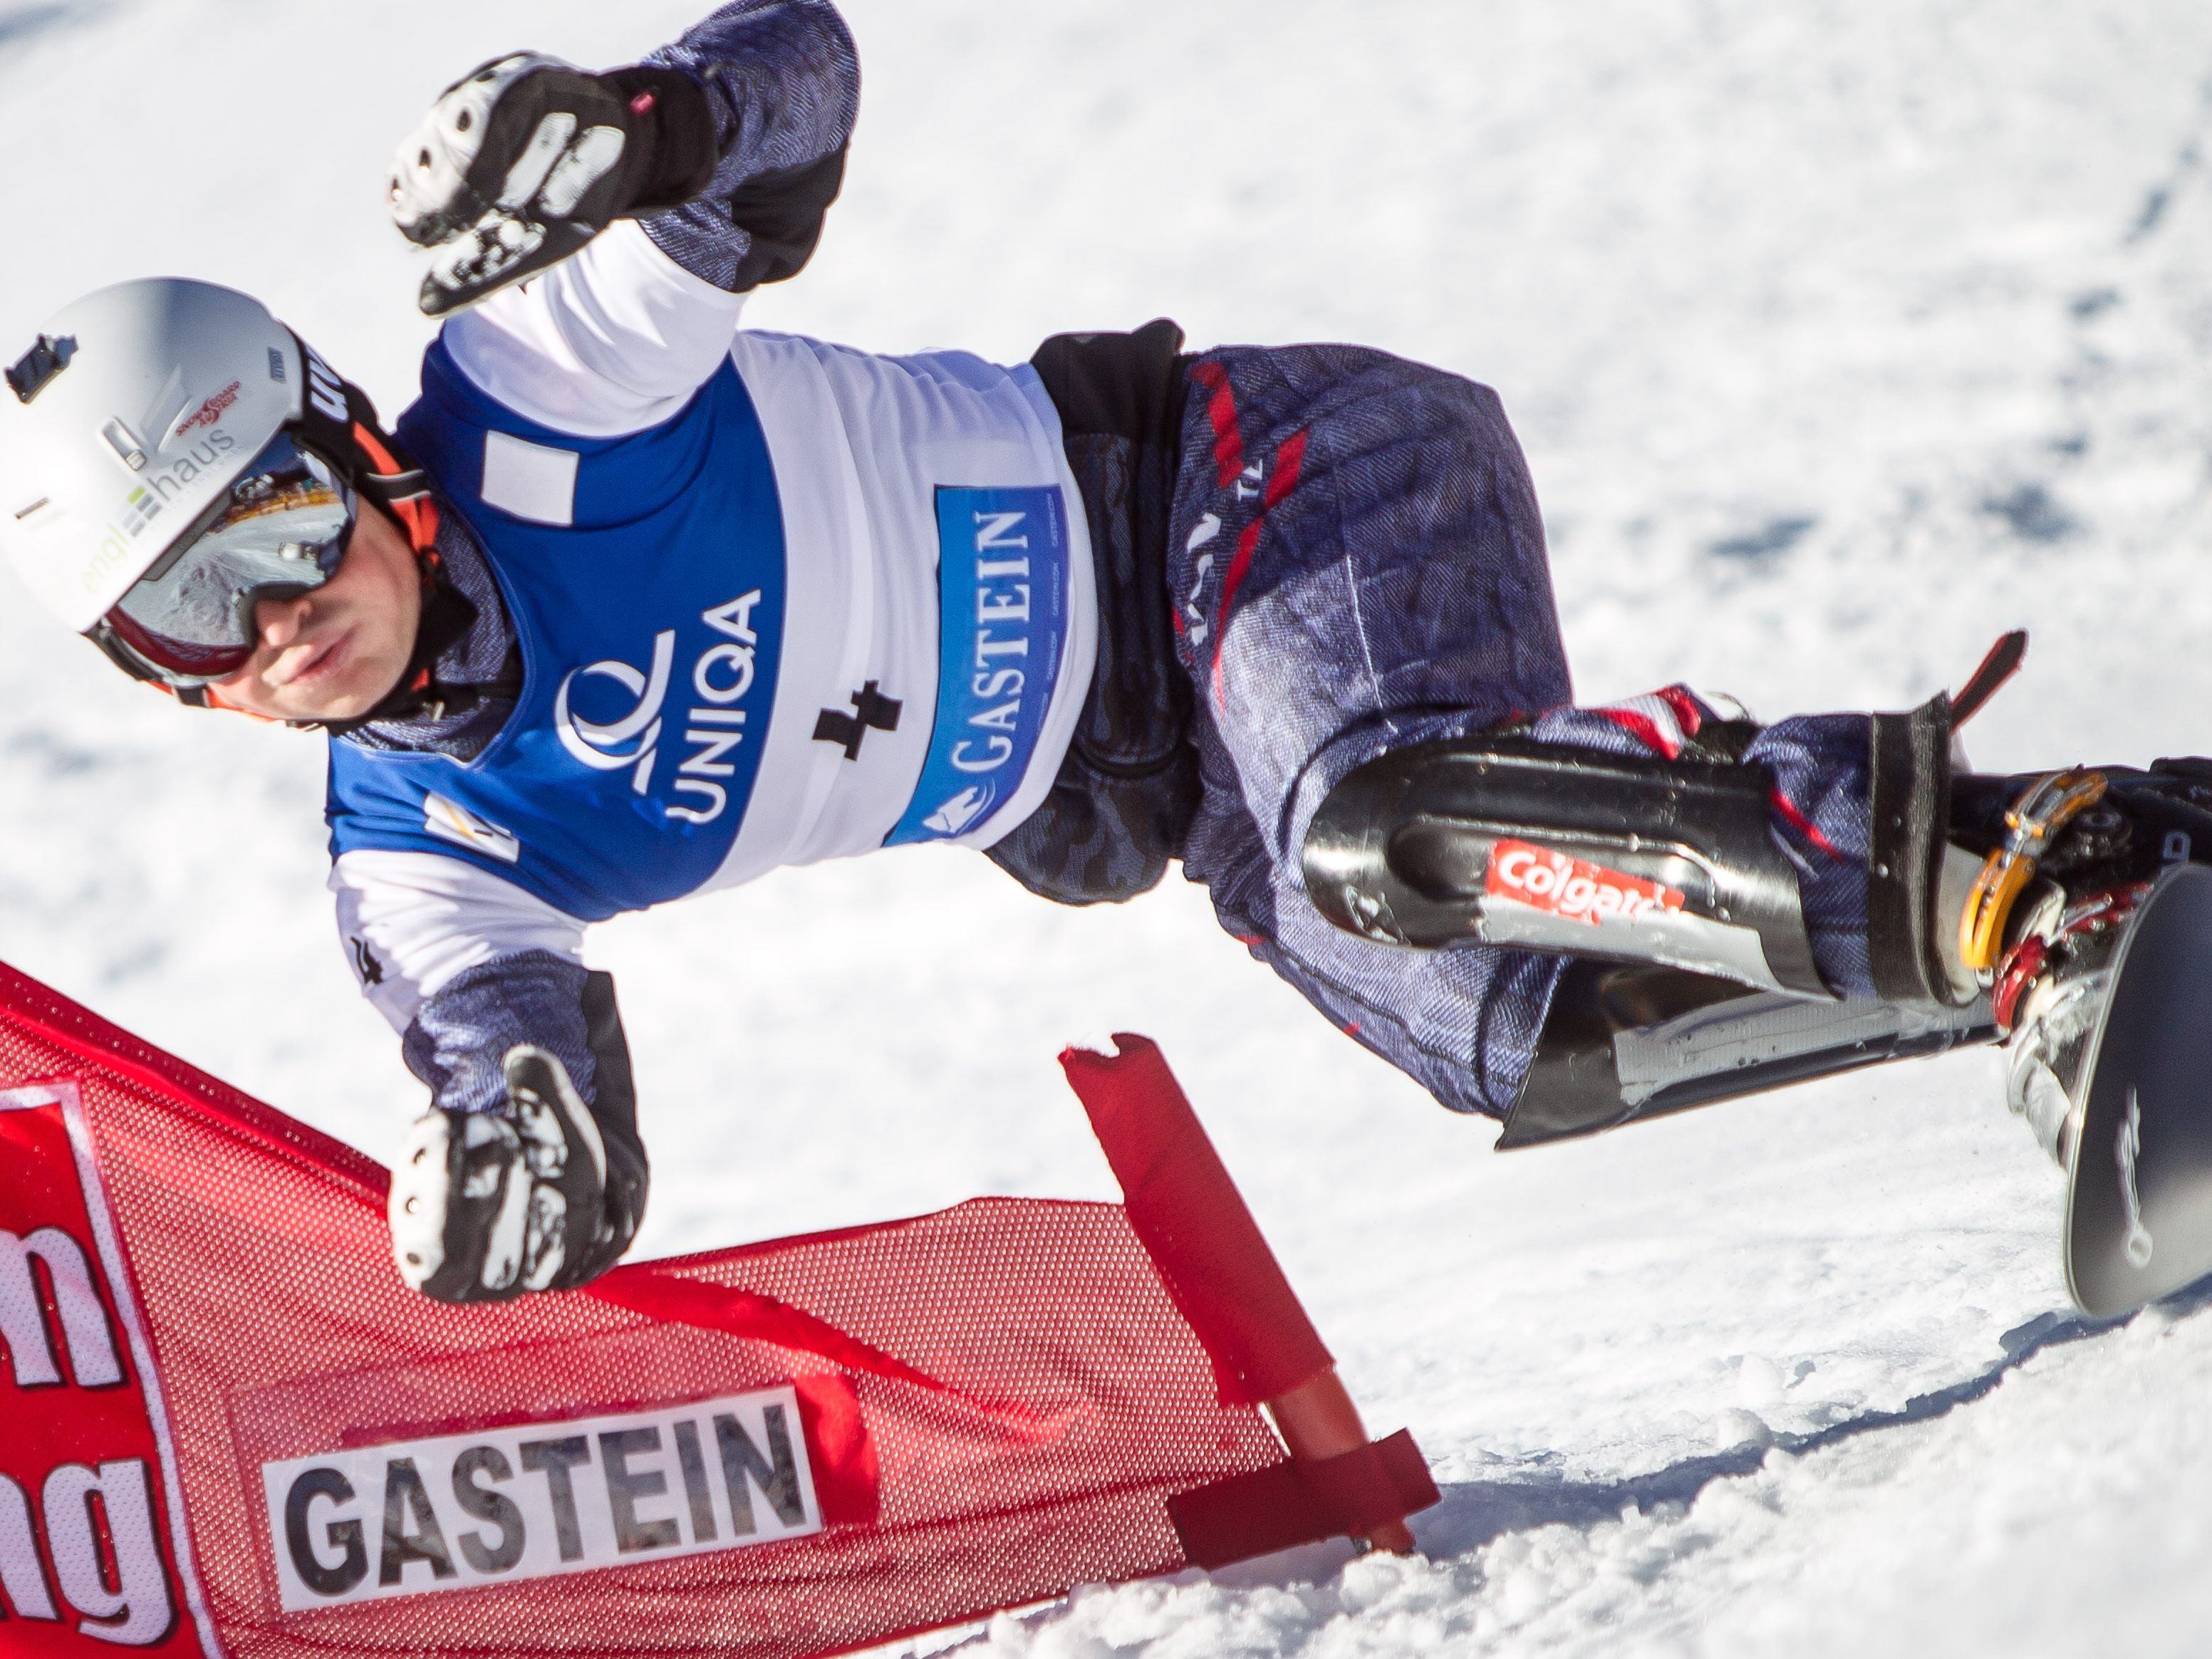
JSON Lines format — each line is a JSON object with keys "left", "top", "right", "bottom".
{"left": 1299, "top": 615, "right": 2212, "bottom": 1150}
{"left": 1490, "top": 759, "right": 2212, "bottom": 1150}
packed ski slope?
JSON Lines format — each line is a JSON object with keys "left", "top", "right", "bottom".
{"left": 4, "top": 0, "right": 2212, "bottom": 1651}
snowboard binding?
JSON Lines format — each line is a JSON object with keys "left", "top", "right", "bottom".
{"left": 1951, "top": 760, "right": 2212, "bottom": 1314}
{"left": 1303, "top": 610, "right": 2212, "bottom": 1316}
{"left": 1958, "top": 767, "right": 2112, "bottom": 975}
{"left": 1992, "top": 876, "right": 2146, "bottom": 1167}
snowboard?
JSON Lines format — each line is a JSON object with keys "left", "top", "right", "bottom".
{"left": 2064, "top": 860, "right": 2212, "bottom": 1316}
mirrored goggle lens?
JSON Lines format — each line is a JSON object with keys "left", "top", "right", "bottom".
{"left": 105, "top": 432, "right": 354, "bottom": 677}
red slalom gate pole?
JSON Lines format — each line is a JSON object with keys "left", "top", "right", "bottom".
{"left": 1266, "top": 1375, "right": 1417, "bottom": 1554}
{"left": 1059, "top": 1034, "right": 1435, "bottom": 1564}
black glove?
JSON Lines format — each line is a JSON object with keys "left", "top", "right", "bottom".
{"left": 388, "top": 1045, "right": 648, "bottom": 1303}
{"left": 389, "top": 52, "right": 717, "bottom": 317}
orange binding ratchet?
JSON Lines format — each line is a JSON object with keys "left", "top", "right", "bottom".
{"left": 1958, "top": 768, "right": 2107, "bottom": 973}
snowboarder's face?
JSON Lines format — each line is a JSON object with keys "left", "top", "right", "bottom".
{"left": 206, "top": 501, "right": 422, "bottom": 723}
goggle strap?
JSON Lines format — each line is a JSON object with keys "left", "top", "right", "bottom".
{"left": 286, "top": 331, "right": 441, "bottom": 554}
{"left": 349, "top": 420, "right": 440, "bottom": 555}
{"left": 85, "top": 623, "right": 226, "bottom": 711}
{"left": 85, "top": 622, "right": 161, "bottom": 686}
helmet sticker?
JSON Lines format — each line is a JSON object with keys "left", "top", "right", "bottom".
{"left": 174, "top": 381, "right": 242, "bottom": 438}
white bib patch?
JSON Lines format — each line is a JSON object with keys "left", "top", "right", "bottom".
{"left": 481, "top": 430, "right": 578, "bottom": 526}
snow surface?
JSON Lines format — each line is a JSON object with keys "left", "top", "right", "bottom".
{"left": 4, "top": 0, "right": 2212, "bottom": 1652}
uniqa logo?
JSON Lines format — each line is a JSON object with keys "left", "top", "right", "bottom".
{"left": 551, "top": 592, "right": 767, "bottom": 826}
{"left": 554, "top": 630, "right": 675, "bottom": 794}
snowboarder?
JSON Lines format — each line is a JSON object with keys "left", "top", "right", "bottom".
{"left": 1, "top": 0, "right": 2196, "bottom": 1309}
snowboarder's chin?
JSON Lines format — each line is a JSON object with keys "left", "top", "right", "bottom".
{"left": 217, "top": 623, "right": 407, "bottom": 722}
{"left": 267, "top": 628, "right": 372, "bottom": 711}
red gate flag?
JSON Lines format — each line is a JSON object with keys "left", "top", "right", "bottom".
{"left": 0, "top": 961, "right": 1435, "bottom": 1658}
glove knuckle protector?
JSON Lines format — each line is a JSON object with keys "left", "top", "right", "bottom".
{"left": 389, "top": 53, "right": 571, "bottom": 242}
{"left": 389, "top": 1108, "right": 530, "bottom": 1303}
{"left": 389, "top": 49, "right": 714, "bottom": 317}
{"left": 387, "top": 1038, "right": 646, "bottom": 1304}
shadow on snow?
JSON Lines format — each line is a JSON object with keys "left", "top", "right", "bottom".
{"left": 1416, "top": 1277, "right": 2212, "bottom": 1559}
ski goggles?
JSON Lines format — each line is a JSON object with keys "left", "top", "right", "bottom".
{"left": 95, "top": 431, "right": 358, "bottom": 686}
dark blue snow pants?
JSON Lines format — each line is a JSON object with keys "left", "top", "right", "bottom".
{"left": 1004, "top": 340, "right": 1881, "bottom": 1119}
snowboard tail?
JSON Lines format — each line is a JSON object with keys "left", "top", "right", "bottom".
{"left": 2064, "top": 862, "right": 2212, "bottom": 1316}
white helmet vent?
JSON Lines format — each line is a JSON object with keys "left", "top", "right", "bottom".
{"left": 102, "top": 420, "right": 148, "bottom": 471}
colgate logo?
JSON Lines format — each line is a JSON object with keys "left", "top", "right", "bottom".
{"left": 1485, "top": 838, "right": 1686, "bottom": 926}
{"left": 174, "top": 379, "right": 242, "bottom": 436}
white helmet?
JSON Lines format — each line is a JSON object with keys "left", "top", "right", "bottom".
{"left": 0, "top": 278, "right": 312, "bottom": 634}
{"left": 2, "top": 279, "right": 435, "bottom": 704}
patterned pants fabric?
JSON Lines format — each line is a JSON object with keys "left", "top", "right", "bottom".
{"left": 1160, "top": 344, "right": 1880, "bottom": 1119}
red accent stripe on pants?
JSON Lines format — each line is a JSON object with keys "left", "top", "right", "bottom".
{"left": 1189, "top": 358, "right": 1247, "bottom": 487}
{"left": 1769, "top": 785, "right": 1847, "bottom": 860}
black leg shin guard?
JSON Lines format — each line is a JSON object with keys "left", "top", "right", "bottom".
{"left": 1302, "top": 735, "right": 1831, "bottom": 997}
{"left": 1302, "top": 695, "right": 1989, "bottom": 1145}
